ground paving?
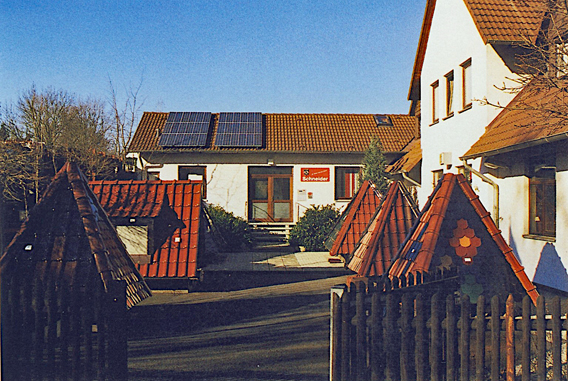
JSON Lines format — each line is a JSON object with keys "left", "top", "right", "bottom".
{"left": 128, "top": 275, "right": 350, "bottom": 381}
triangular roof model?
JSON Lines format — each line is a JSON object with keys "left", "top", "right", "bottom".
{"left": 0, "top": 162, "right": 151, "bottom": 308}
{"left": 129, "top": 112, "right": 417, "bottom": 154}
{"left": 90, "top": 180, "right": 203, "bottom": 279}
{"left": 388, "top": 173, "right": 539, "bottom": 303}
{"left": 348, "top": 181, "right": 420, "bottom": 277}
{"left": 326, "top": 180, "right": 382, "bottom": 259}
{"left": 463, "top": 80, "right": 568, "bottom": 160}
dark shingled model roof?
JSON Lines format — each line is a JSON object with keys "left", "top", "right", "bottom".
{"left": 0, "top": 162, "right": 151, "bottom": 309}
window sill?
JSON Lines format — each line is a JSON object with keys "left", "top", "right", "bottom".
{"left": 459, "top": 104, "right": 472, "bottom": 113}
{"left": 442, "top": 112, "right": 454, "bottom": 121}
{"left": 522, "top": 234, "right": 556, "bottom": 243}
{"left": 429, "top": 120, "right": 439, "bottom": 127}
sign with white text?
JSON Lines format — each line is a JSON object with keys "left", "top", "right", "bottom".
{"left": 301, "top": 168, "right": 330, "bottom": 182}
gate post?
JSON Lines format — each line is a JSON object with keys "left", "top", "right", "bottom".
{"left": 330, "top": 284, "right": 346, "bottom": 381}
{"left": 107, "top": 280, "right": 128, "bottom": 380}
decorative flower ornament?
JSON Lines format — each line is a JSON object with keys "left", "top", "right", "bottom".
{"left": 449, "top": 219, "right": 481, "bottom": 264}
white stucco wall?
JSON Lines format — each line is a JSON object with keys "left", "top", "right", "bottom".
{"left": 136, "top": 162, "right": 354, "bottom": 222}
{"left": 419, "top": 0, "right": 517, "bottom": 206}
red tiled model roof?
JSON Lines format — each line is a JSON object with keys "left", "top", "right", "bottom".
{"left": 328, "top": 181, "right": 382, "bottom": 258}
{"left": 348, "top": 182, "right": 419, "bottom": 277}
{"left": 128, "top": 112, "right": 418, "bottom": 154}
{"left": 90, "top": 180, "right": 203, "bottom": 279}
{"left": 388, "top": 173, "right": 538, "bottom": 303}
{"left": 386, "top": 138, "right": 422, "bottom": 174}
{"left": 408, "top": 0, "right": 545, "bottom": 102}
{"left": 463, "top": 82, "right": 568, "bottom": 159}
{"left": 0, "top": 162, "right": 151, "bottom": 309}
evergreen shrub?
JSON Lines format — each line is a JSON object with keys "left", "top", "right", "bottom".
{"left": 206, "top": 204, "right": 254, "bottom": 252}
{"left": 289, "top": 204, "right": 340, "bottom": 251}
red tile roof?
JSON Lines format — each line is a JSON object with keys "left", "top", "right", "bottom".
{"left": 347, "top": 182, "right": 419, "bottom": 277}
{"left": 328, "top": 181, "right": 382, "bottom": 258}
{"left": 129, "top": 112, "right": 418, "bottom": 154}
{"left": 388, "top": 173, "right": 538, "bottom": 303}
{"left": 90, "top": 180, "right": 203, "bottom": 279}
{"left": 0, "top": 162, "right": 151, "bottom": 308}
{"left": 463, "top": 81, "right": 568, "bottom": 159}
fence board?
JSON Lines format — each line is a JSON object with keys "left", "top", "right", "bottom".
{"left": 505, "top": 295, "right": 514, "bottom": 381}
{"left": 415, "top": 294, "right": 426, "bottom": 381}
{"left": 537, "top": 296, "right": 546, "bottom": 381}
{"left": 446, "top": 294, "right": 457, "bottom": 381}
{"left": 430, "top": 292, "right": 443, "bottom": 381}
{"left": 460, "top": 294, "right": 470, "bottom": 381}
{"left": 490, "top": 295, "right": 500, "bottom": 381}
{"left": 475, "top": 295, "right": 485, "bottom": 381}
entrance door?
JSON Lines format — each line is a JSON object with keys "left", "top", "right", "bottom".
{"left": 249, "top": 167, "right": 293, "bottom": 222}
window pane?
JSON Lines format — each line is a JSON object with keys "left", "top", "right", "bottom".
{"left": 252, "top": 179, "right": 268, "bottom": 199}
{"left": 116, "top": 225, "right": 148, "bottom": 255}
{"left": 273, "top": 178, "right": 290, "bottom": 200}
{"left": 335, "top": 167, "right": 360, "bottom": 199}
{"left": 274, "top": 203, "right": 290, "bottom": 219}
{"left": 446, "top": 71, "right": 454, "bottom": 115}
{"left": 529, "top": 176, "right": 556, "bottom": 237}
{"left": 252, "top": 202, "right": 269, "bottom": 219}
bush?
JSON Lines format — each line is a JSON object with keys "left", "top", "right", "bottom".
{"left": 206, "top": 204, "right": 254, "bottom": 252}
{"left": 289, "top": 204, "right": 340, "bottom": 251}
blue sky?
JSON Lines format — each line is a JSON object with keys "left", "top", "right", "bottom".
{"left": 1, "top": 1, "right": 426, "bottom": 115}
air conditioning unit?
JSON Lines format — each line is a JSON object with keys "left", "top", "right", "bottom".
{"left": 439, "top": 152, "right": 452, "bottom": 166}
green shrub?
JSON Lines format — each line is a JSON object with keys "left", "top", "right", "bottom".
{"left": 206, "top": 204, "right": 254, "bottom": 252}
{"left": 289, "top": 204, "right": 340, "bottom": 251}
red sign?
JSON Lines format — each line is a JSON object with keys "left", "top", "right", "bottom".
{"left": 301, "top": 168, "right": 330, "bottom": 182}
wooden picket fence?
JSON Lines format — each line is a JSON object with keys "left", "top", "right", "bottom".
{"left": 1, "top": 273, "right": 128, "bottom": 380}
{"left": 330, "top": 271, "right": 568, "bottom": 381}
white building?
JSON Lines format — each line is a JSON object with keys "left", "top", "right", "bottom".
{"left": 128, "top": 112, "right": 417, "bottom": 228}
{"left": 410, "top": 0, "right": 568, "bottom": 292}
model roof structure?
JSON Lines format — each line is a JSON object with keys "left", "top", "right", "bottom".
{"left": 347, "top": 181, "right": 420, "bottom": 277}
{"left": 0, "top": 162, "right": 151, "bottom": 309}
{"left": 463, "top": 81, "right": 568, "bottom": 159}
{"left": 327, "top": 180, "right": 383, "bottom": 259}
{"left": 388, "top": 173, "right": 539, "bottom": 303}
{"left": 386, "top": 138, "right": 422, "bottom": 174}
{"left": 90, "top": 180, "right": 203, "bottom": 279}
{"left": 129, "top": 112, "right": 418, "bottom": 154}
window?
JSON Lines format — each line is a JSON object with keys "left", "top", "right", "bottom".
{"left": 432, "top": 169, "right": 443, "bottom": 187}
{"left": 431, "top": 80, "right": 439, "bottom": 124}
{"left": 335, "top": 167, "right": 361, "bottom": 199}
{"left": 445, "top": 71, "right": 454, "bottom": 117}
{"left": 179, "top": 166, "right": 207, "bottom": 198}
{"left": 116, "top": 223, "right": 153, "bottom": 264}
{"left": 529, "top": 172, "right": 556, "bottom": 237}
{"left": 461, "top": 58, "right": 472, "bottom": 110}
{"left": 248, "top": 167, "right": 293, "bottom": 222}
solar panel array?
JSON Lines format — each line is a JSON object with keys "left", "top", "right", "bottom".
{"left": 215, "top": 112, "right": 263, "bottom": 147}
{"left": 158, "top": 112, "right": 212, "bottom": 147}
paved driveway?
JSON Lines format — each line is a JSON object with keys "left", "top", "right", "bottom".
{"left": 128, "top": 275, "right": 349, "bottom": 381}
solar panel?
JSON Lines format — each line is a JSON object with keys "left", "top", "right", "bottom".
{"left": 215, "top": 112, "right": 263, "bottom": 147}
{"left": 158, "top": 112, "right": 212, "bottom": 147}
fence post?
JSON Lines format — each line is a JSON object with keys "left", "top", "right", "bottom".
{"left": 446, "top": 294, "right": 457, "bottom": 381}
{"left": 521, "top": 296, "right": 530, "bottom": 381}
{"left": 460, "top": 294, "right": 470, "bottom": 381}
{"left": 551, "top": 296, "right": 561, "bottom": 381}
{"left": 430, "top": 292, "right": 443, "bottom": 381}
{"left": 400, "top": 293, "right": 414, "bottom": 381}
{"left": 341, "top": 283, "right": 352, "bottom": 381}
{"left": 505, "top": 295, "right": 514, "bottom": 381}
{"left": 475, "top": 296, "right": 485, "bottom": 381}
{"left": 355, "top": 282, "right": 367, "bottom": 381}
{"left": 536, "top": 296, "right": 545, "bottom": 381}
{"left": 330, "top": 284, "right": 346, "bottom": 381}
{"left": 490, "top": 295, "right": 500, "bottom": 381}
{"left": 385, "top": 292, "right": 400, "bottom": 381}
{"left": 106, "top": 280, "right": 127, "bottom": 381}
{"left": 415, "top": 294, "right": 426, "bottom": 381}
{"left": 370, "top": 286, "right": 383, "bottom": 381}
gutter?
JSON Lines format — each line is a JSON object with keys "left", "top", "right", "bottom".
{"left": 401, "top": 171, "right": 421, "bottom": 188}
{"left": 461, "top": 159, "right": 500, "bottom": 229}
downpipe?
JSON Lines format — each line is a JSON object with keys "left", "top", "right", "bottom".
{"left": 461, "top": 159, "right": 500, "bottom": 228}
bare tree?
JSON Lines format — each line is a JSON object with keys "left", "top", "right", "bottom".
{"left": 108, "top": 76, "right": 144, "bottom": 163}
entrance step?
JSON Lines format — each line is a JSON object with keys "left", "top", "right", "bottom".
{"left": 250, "top": 222, "right": 295, "bottom": 248}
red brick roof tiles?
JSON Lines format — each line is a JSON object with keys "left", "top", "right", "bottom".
{"left": 90, "top": 180, "right": 203, "bottom": 279}
{"left": 347, "top": 181, "right": 419, "bottom": 277}
{"left": 0, "top": 162, "right": 151, "bottom": 309}
{"left": 388, "top": 173, "right": 538, "bottom": 303}
{"left": 129, "top": 112, "right": 418, "bottom": 154}
{"left": 464, "top": 82, "right": 568, "bottom": 159}
{"left": 328, "top": 181, "right": 383, "bottom": 258}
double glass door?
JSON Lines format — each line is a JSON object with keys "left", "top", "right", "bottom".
{"left": 249, "top": 167, "right": 292, "bottom": 222}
